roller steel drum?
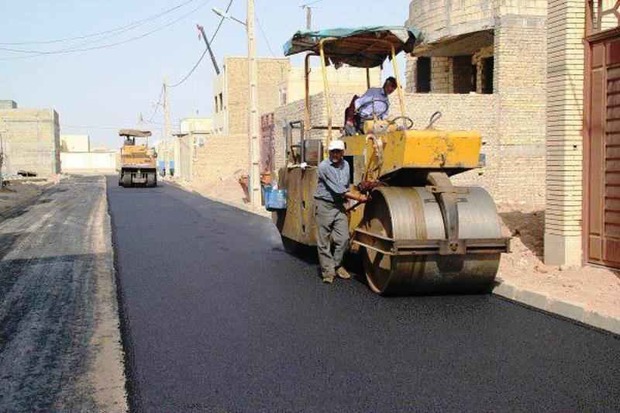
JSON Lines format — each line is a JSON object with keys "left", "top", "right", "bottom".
{"left": 360, "top": 186, "right": 502, "bottom": 295}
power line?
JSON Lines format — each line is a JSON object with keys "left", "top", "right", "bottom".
{"left": 256, "top": 15, "right": 276, "bottom": 57}
{"left": 168, "top": 0, "right": 233, "bottom": 88}
{"left": 0, "top": 0, "right": 214, "bottom": 60}
{"left": 149, "top": 85, "right": 166, "bottom": 122}
{"left": 168, "top": 49, "right": 208, "bottom": 88}
{"left": 0, "top": 0, "right": 200, "bottom": 46}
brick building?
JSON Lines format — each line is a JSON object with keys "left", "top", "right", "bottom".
{"left": 195, "top": 57, "right": 377, "bottom": 185}
{"left": 0, "top": 100, "right": 61, "bottom": 178}
{"left": 404, "top": 0, "right": 548, "bottom": 206}
{"left": 213, "top": 57, "right": 290, "bottom": 135}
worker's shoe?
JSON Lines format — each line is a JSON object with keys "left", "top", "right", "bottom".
{"left": 336, "top": 266, "right": 351, "bottom": 280}
{"left": 322, "top": 274, "right": 334, "bottom": 284}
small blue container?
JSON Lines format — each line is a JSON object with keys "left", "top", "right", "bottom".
{"left": 262, "top": 185, "right": 273, "bottom": 206}
{"left": 266, "top": 189, "right": 287, "bottom": 211}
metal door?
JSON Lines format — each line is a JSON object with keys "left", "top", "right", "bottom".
{"left": 585, "top": 1, "right": 620, "bottom": 267}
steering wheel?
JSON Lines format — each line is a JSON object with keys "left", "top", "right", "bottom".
{"left": 357, "top": 99, "right": 389, "bottom": 120}
{"left": 388, "top": 116, "right": 414, "bottom": 130}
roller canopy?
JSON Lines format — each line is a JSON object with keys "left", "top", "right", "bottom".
{"left": 119, "top": 129, "right": 152, "bottom": 137}
{"left": 283, "top": 26, "right": 419, "bottom": 68}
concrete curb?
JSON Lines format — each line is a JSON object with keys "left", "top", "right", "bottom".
{"left": 492, "top": 281, "right": 620, "bottom": 336}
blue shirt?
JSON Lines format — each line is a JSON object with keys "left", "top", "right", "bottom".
{"left": 355, "top": 87, "right": 389, "bottom": 120}
{"left": 314, "top": 158, "right": 350, "bottom": 203}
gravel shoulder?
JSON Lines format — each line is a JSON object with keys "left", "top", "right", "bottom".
{"left": 0, "top": 175, "right": 127, "bottom": 412}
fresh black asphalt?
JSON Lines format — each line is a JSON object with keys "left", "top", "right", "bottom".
{"left": 107, "top": 177, "right": 620, "bottom": 412}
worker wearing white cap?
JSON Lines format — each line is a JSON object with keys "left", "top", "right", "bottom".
{"left": 313, "top": 139, "right": 368, "bottom": 284}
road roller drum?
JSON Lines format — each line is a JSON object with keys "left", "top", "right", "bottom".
{"left": 354, "top": 186, "right": 504, "bottom": 295}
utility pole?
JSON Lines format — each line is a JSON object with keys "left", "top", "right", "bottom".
{"left": 163, "top": 79, "right": 171, "bottom": 176}
{"left": 197, "top": 24, "right": 221, "bottom": 75}
{"left": 305, "top": 6, "right": 312, "bottom": 30}
{"left": 247, "top": 0, "right": 260, "bottom": 206}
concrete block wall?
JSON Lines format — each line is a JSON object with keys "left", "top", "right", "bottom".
{"left": 493, "top": 12, "right": 547, "bottom": 206}
{"left": 405, "top": 55, "right": 417, "bottom": 93}
{"left": 406, "top": 0, "right": 495, "bottom": 43}
{"left": 431, "top": 57, "right": 453, "bottom": 93}
{"left": 223, "top": 57, "right": 290, "bottom": 135}
{"left": 544, "top": 0, "right": 586, "bottom": 266}
{"left": 0, "top": 100, "right": 17, "bottom": 110}
{"left": 404, "top": 0, "right": 548, "bottom": 207}
{"left": 192, "top": 134, "right": 248, "bottom": 184}
{"left": 0, "top": 108, "right": 60, "bottom": 177}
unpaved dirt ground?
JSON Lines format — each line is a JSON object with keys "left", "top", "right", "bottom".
{"left": 0, "top": 175, "right": 127, "bottom": 412}
{"left": 497, "top": 203, "right": 620, "bottom": 320}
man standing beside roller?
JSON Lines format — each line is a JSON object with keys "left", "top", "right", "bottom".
{"left": 314, "top": 140, "right": 368, "bottom": 284}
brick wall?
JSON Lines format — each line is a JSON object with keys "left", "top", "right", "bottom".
{"left": 431, "top": 57, "right": 453, "bottom": 93}
{"left": 192, "top": 134, "right": 248, "bottom": 184}
{"left": 493, "top": 13, "right": 547, "bottom": 207}
{"left": 0, "top": 108, "right": 60, "bottom": 177}
{"left": 223, "top": 57, "right": 290, "bottom": 135}
{"left": 402, "top": 0, "right": 548, "bottom": 207}
{"left": 544, "top": 0, "right": 585, "bottom": 266}
{"left": 407, "top": 0, "right": 495, "bottom": 44}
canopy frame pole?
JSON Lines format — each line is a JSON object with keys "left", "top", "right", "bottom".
{"left": 304, "top": 53, "right": 312, "bottom": 134}
{"left": 390, "top": 45, "right": 406, "bottom": 118}
{"left": 319, "top": 38, "right": 335, "bottom": 148}
{"left": 366, "top": 68, "right": 371, "bottom": 89}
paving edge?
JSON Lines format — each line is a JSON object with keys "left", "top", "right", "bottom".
{"left": 492, "top": 281, "right": 620, "bottom": 337}
{"left": 170, "top": 181, "right": 271, "bottom": 218}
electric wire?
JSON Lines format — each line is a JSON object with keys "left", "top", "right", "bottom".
{"left": 0, "top": 0, "right": 214, "bottom": 60}
{"left": 168, "top": 0, "right": 233, "bottom": 88}
{"left": 148, "top": 85, "right": 166, "bottom": 123}
{"left": 0, "top": 0, "right": 200, "bottom": 46}
{"left": 256, "top": 15, "right": 276, "bottom": 57}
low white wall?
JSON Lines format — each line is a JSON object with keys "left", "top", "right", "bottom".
{"left": 61, "top": 152, "right": 118, "bottom": 173}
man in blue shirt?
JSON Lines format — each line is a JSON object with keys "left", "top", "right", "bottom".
{"left": 344, "top": 77, "right": 398, "bottom": 135}
{"left": 314, "top": 139, "right": 368, "bottom": 284}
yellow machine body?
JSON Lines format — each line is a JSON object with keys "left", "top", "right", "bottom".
{"left": 118, "top": 129, "right": 158, "bottom": 187}
{"left": 120, "top": 144, "right": 157, "bottom": 169}
{"left": 277, "top": 128, "right": 484, "bottom": 247}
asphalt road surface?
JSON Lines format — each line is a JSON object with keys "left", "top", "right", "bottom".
{"left": 108, "top": 178, "right": 620, "bottom": 413}
{"left": 0, "top": 176, "right": 125, "bottom": 412}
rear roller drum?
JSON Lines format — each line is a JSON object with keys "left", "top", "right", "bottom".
{"left": 147, "top": 172, "right": 157, "bottom": 187}
{"left": 121, "top": 173, "right": 132, "bottom": 187}
{"left": 360, "top": 187, "right": 502, "bottom": 295}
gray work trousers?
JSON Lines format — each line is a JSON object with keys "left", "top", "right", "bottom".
{"left": 314, "top": 197, "right": 349, "bottom": 276}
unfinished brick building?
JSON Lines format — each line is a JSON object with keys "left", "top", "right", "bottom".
{"left": 405, "top": 0, "right": 548, "bottom": 206}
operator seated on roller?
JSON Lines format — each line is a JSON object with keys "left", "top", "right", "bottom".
{"left": 344, "top": 76, "right": 398, "bottom": 136}
{"left": 314, "top": 139, "right": 368, "bottom": 284}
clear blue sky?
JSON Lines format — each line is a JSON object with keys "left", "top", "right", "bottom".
{"left": 1, "top": 0, "right": 411, "bottom": 148}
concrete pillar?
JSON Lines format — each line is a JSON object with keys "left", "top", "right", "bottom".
{"left": 544, "top": 0, "right": 586, "bottom": 266}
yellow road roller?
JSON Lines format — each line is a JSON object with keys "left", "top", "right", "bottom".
{"left": 274, "top": 26, "right": 510, "bottom": 295}
{"left": 118, "top": 129, "right": 157, "bottom": 187}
